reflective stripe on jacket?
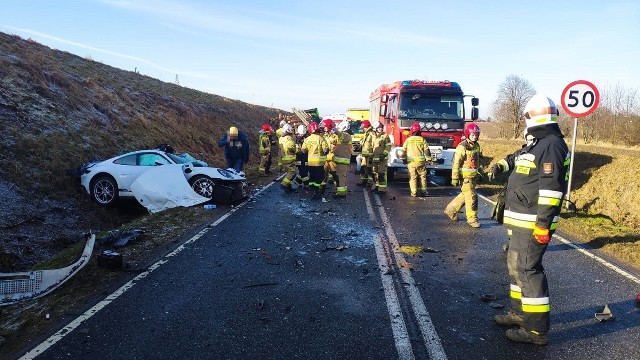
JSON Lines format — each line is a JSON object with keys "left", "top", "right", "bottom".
{"left": 259, "top": 132, "right": 271, "bottom": 154}
{"left": 332, "top": 132, "right": 352, "bottom": 165}
{"left": 279, "top": 134, "right": 297, "bottom": 164}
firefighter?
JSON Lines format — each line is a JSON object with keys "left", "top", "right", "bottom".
{"left": 294, "top": 124, "right": 310, "bottom": 189}
{"left": 322, "top": 119, "right": 340, "bottom": 193}
{"left": 258, "top": 123, "right": 273, "bottom": 175}
{"left": 444, "top": 123, "right": 483, "bottom": 228}
{"left": 368, "top": 121, "right": 391, "bottom": 194}
{"left": 301, "top": 122, "right": 330, "bottom": 199}
{"left": 402, "top": 123, "right": 432, "bottom": 197}
{"left": 332, "top": 121, "right": 353, "bottom": 197}
{"left": 493, "top": 94, "right": 570, "bottom": 346}
{"left": 275, "top": 119, "right": 287, "bottom": 172}
{"left": 356, "top": 120, "right": 374, "bottom": 186}
{"left": 278, "top": 123, "right": 297, "bottom": 192}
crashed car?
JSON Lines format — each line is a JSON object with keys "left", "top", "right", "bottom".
{"left": 79, "top": 149, "right": 247, "bottom": 209}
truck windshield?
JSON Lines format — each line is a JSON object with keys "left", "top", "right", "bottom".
{"left": 398, "top": 93, "right": 463, "bottom": 123}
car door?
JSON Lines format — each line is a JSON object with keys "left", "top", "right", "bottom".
{"left": 114, "top": 152, "right": 173, "bottom": 194}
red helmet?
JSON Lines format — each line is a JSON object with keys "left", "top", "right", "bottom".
{"left": 322, "top": 119, "right": 334, "bottom": 130}
{"left": 464, "top": 123, "right": 481, "bottom": 139}
{"left": 261, "top": 123, "right": 272, "bottom": 132}
{"left": 308, "top": 121, "right": 319, "bottom": 134}
{"left": 361, "top": 120, "right": 371, "bottom": 129}
{"left": 410, "top": 123, "right": 421, "bottom": 134}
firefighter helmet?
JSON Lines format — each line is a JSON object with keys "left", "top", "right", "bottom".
{"left": 308, "top": 121, "right": 320, "bottom": 134}
{"left": 372, "top": 121, "right": 383, "bottom": 131}
{"left": 229, "top": 126, "right": 238, "bottom": 137}
{"left": 282, "top": 123, "right": 293, "bottom": 134}
{"left": 322, "top": 119, "right": 335, "bottom": 130}
{"left": 361, "top": 120, "right": 371, "bottom": 129}
{"left": 464, "top": 123, "right": 481, "bottom": 140}
{"left": 279, "top": 120, "right": 287, "bottom": 128}
{"left": 410, "top": 123, "right": 421, "bottom": 134}
{"left": 336, "top": 120, "right": 350, "bottom": 133}
{"left": 261, "top": 123, "right": 272, "bottom": 133}
{"left": 297, "top": 124, "right": 307, "bottom": 135}
{"left": 523, "top": 94, "right": 559, "bottom": 129}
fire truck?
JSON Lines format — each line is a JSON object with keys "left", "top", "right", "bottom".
{"left": 369, "top": 80, "right": 479, "bottom": 181}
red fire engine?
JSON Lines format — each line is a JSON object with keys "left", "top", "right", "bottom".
{"left": 369, "top": 80, "right": 479, "bottom": 181}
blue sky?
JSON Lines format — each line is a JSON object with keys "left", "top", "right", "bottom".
{"left": 2, "top": 0, "right": 639, "bottom": 118}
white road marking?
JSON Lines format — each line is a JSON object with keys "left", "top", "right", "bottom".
{"left": 373, "top": 194, "right": 448, "bottom": 360}
{"left": 363, "top": 191, "right": 415, "bottom": 360}
{"left": 19, "top": 182, "right": 276, "bottom": 360}
{"left": 478, "top": 193, "right": 640, "bottom": 285}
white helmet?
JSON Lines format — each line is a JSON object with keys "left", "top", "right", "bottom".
{"left": 282, "top": 123, "right": 293, "bottom": 134}
{"left": 372, "top": 121, "right": 383, "bottom": 130}
{"left": 279, "top": 120, "right": 287, "bottom": 128}
{"left": 337, "top": 121, "right": 350, "bottom": 132}
{"left": 523, "top": 94, "right": 559, "bottom": 129}
{"left": 296, "top": 124, "right": 307, "bottom": 135}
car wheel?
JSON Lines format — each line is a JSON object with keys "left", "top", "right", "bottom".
{"left": 189, "top": 175, "right": 215, "bottom": 198}
{"left": 91, "top": 175, "right": 118, "bottom": 206}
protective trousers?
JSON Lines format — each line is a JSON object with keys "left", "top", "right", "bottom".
{"left": 308, "top": 165, "right": 325, "bottom": 193}
{"left": 334, "top": 162, "right": 349, "bottom": 197}
{"left": 408, "top": 161, "right": 427, "bottom": 196}
{"left": 359, "top": 156, "right": 373, "bottom": 185}
{"left": 445, "top": 178, "right": 477, "bottom": 222}
{"left": 259, "top": 152, "right": 271, "bottom": 174}
{"left": 280, "top": 162, "right": 297, "bottom": 188}
{"left": 324, "top": 159, "right": 337, "bottom": 189}
{"left": 506, "top": 228, "right": 550, "bottom": 333}
{"left": 371, "top": 161, "right": 387, "bottom": 192}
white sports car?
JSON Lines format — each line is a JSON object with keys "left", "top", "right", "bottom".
{"left": 79, "top": 149, "right": 246, "bottom": 208}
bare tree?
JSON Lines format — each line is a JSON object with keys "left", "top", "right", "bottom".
{"left": 492, "top": 75, "right": 536, "bottom": 138}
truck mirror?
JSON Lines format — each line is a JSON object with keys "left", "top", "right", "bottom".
{"left": 471, "top": 97, "right": 479, "bottom": 107}
{"left": 380, "top": 104, "right": 387, "bottom": 117}
{"left": 471, "top": 107, "right": 479, "bottom": 121}
{"left": 381, "top": 94, "right": 388, "bottom": 103}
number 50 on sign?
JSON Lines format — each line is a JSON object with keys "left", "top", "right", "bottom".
{"left": 561, "top": 80, "right": 600, "bottom": 118}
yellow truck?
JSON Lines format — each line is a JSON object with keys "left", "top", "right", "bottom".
{"left": 345, "top": 108, "right": 369, "bottom": 156}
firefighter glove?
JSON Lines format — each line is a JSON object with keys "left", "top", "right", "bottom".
{"left": 533, "top": 226, "right": 550, "bottom": 244}
{"left": 451, "top": 179, "right": 459, "bottom": 187}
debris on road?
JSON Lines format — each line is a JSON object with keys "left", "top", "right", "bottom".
{"left": 98, "top": 228, "right": 145, "bottom": 247}
{"left": 595, "top": 304, "right": 615, "bottom": 322}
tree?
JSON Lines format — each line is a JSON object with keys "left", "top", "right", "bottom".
{"left": 492, "top": 75, "right": 536, "bottom": 138}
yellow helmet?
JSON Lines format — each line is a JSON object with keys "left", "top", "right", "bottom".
{"left": 229, "top": 126, "right": 239, "bottom": 137}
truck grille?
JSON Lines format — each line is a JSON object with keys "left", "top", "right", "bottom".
{"left": 424, "top": 137, "right": 454, "bottom": 148}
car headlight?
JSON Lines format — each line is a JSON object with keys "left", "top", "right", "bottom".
{"left": 433, "top": 123, "right": 441, "bottom": 130}
{"left": 441, "top": 123, "right": 448, "bottom": 130}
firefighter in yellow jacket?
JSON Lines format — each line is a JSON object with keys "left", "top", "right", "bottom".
{"left": 258, "top": 123, "right": 273, "bottom": 175}
{"left": 492, "top": 94, "right": 570, "bottom": 346}
{"left": 444, "top": 123, "right": 482, "bottom": 228}
{"left": 368, "top": 121, "right": 391, "bottom": 194}
{"left": 356, "top": 120, "right": 373, "bottom": 186}
{"left": 322, "top": 119, "right": 340, "bottom": 193}
{"left": 278, "top": 123, "right": 297, "bottom": 192}
{"left": 301, "top": 122, "right": 330, "bottom": 199}
{"left": 402, "top": 123, "right": 432, "bottom": 197}
{"left": 332, "top": 121, "right": 353, "bottom": 197}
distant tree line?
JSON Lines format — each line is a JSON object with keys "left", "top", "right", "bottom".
{"left": 489, "top": 75, "right": 640, "bottom": 146}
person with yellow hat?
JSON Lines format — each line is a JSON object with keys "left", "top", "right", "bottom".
{"left": 218, "top": 126, "right": 249, "bottom": 175}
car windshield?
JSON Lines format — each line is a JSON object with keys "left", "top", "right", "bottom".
{"left": 398, "top": 94, "right": 463, "bottom": 121}
{"left": 350, "top": 120, "right": 363, "bottom": 134}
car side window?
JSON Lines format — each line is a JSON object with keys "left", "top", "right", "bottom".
{"left": 114, "top": 154, "right": 137, "bottom": 166}
{"left": 138, "top": 153, "right": 170, "bottom": 166}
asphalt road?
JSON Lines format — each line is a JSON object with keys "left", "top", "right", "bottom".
{"left": 17, "top": 170, "right": 640, "bottom": 360}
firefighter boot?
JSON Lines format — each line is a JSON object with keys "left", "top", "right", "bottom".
{"left": 444, "top": 207, "right": 458, "bottom": 221}
{"left": 468, "top": 221, "right": 481, "bottom": 228}
{"left": 494, "top": 311, "right": 524, "bottom": 326}
{"left": 505, "top": 328, "right": 548, "bottom": 346}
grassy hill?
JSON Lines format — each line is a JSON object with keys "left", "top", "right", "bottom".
{"left": 0, "top": 32, "right": 281, "bottom": 271}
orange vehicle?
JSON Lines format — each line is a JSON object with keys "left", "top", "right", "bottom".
{"left": 369, "top": 80, "right": 479, "bottom": 181}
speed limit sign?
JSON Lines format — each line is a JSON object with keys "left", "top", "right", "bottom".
{"left": 561, "top": 80, "right": 600, "bottom": 118}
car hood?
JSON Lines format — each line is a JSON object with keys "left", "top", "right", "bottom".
{"left": 130, "top": 164, "right": 209, "bottom": 213}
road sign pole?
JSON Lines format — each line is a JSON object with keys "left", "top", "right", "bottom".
{"left": 565, "top": 117, "right": 578, "bottom": 209}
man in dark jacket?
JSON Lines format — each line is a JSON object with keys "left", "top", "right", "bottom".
{"left": 492, "top": 94, "right": 571, "bottom": 346}
{"left": 218, "top": 126, "right": 249, "bottom": 174}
